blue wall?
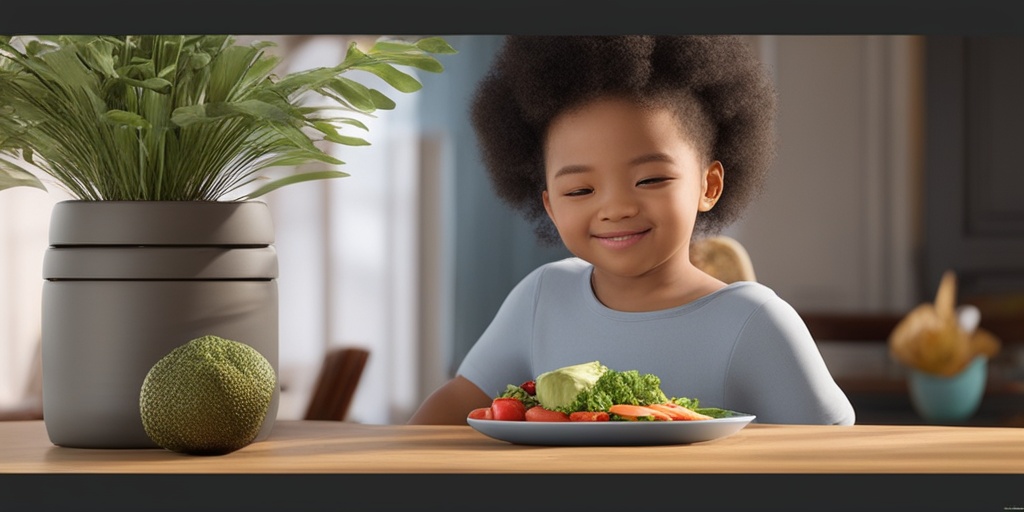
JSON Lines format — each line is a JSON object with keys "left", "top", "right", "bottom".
{"left": 417, "top": 35, "right": 571, "bottom": 375}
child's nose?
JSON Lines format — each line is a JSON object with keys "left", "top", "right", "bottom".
{"left": 598, "top": 190, "right": 639, "bottom": 221}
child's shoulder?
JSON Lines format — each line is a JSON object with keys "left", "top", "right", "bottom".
{"left": 715, "top": 280, "right": 780, "bottom": 302}
{"left": 510, "top": 257, "right": 589, "bottom": 292}
{"left": 709, "top": 280, "right": 787, "bottom": 310}
{"left": 529, "top": 257, "right": 590, "bottom": 281}
{"left": 709, "top": 281, "right": 802, "bottom": 326}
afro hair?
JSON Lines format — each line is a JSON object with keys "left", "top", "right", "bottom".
{"left": 470, "top": 35, "right": 778, "bottom": 245}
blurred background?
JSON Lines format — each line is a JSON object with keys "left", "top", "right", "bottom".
{"left": 2, "top": 35, "right": 1021, "bottom": 425}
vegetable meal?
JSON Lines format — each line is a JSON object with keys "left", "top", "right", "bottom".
{"left": 467, "top": 361, "right": 732, "bottom": 422}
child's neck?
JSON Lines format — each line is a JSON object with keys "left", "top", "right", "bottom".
{"left": 590, "top": 264, "right": 726, "bottom": 313}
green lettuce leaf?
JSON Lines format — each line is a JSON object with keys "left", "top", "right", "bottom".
{"left": 557, "top": 369, "right": 669, "bottom": 414}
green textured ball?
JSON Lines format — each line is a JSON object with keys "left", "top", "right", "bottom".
{"left": 140, "top": 335, "right": 276, "bottom": 455}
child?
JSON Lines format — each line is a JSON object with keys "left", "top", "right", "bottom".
{"left": 409, "top": 36, "right": 855, "bottom": 426}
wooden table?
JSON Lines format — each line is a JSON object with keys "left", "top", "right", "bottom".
{"left": 2, "top": 419, "right": 1023, "bottom": 473}
{"left": 2, "top": 420, "right": 1022, "bottom": 511}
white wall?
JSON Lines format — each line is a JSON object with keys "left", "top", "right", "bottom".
{"left": 262, "top": 36, "right": 426, "bottom": 425}
{"left": 731, "top": 36, "right": 923, "bottom": 314}
{"left": 727, "top": 36, "right": 924, "bottom": 381}
{"left": 0, "top": 183, "right": 72, "bottom": 408}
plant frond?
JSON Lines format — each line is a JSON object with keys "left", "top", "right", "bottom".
{"left": 0, "top": 157, "right": 46, "bottom": 192}
{"left": 0, "top": 34, "right": 457, "bottom": 201}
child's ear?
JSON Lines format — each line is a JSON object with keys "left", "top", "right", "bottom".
{"left": 542, "top": 189, "right": 555, "bottom": 221}
{"left": 699, "top": 161, "right": 724, "bottom": 212}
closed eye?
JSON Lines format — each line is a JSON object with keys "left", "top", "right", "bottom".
{"left": 565, "top": 188, "right": 593, "bottom": 197}
{"left": 637, "top": 177, "right": 672, "bottom": 186}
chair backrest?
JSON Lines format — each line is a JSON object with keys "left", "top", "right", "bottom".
{"left": 690, "top": 235, "right": 757, "bottom": 283}
{"left": 304, "top": 346, "right": 370, "bottom": 422}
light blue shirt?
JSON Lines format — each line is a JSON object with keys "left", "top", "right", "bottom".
{"left": 457, "top": 257, "right": 856, "bottom": 425}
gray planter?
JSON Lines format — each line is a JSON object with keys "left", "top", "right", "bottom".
{"left": 41, "top": 200, "right": 279, "bottom": 449}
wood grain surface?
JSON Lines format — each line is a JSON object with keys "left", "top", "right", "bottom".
{"left": 2, "top": 420, "right": 1022, "bottom": 474}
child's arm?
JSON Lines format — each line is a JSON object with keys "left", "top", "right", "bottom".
{"left": 727, "top": 295, "right": 856, "bottom": 425}
{"left": 407, "top": 375, "right": 493, "bottom": 425}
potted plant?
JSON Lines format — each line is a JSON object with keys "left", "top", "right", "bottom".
{"left": 888, "top": 270, "right": 1002, "bottom": 423}
{"left": 0, "top": 34, "right": 456, "bottom": 448}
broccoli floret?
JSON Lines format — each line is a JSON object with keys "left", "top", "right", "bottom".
{"left": 557, "top": 369, "right": 669, "bottom": 414}
{"left": 497, "top": 383, "right": 539, "bottom": 409}
{"left": 670, "top": 396, "right": 700, "bottom": 409}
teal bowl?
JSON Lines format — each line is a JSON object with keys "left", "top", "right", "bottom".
{"left": 908, "top": 356, "right": 987, "bottom": 424}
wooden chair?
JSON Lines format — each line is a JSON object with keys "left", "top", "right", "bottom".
{"left": 304, "top": 347, "right": 370, "bottom": 422}
{"left": 690, "top": 235, "right": 757, "bottom": 283}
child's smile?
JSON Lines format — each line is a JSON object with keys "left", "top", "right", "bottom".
{"left": 592, "top": 228, "right": 651, "bottom": 250}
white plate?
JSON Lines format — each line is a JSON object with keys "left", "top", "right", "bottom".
{"left": 467, "top": 412, "right": 755, "bottom": 446}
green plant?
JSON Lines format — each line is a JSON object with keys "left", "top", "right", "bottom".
{"left": 0, "top": 34, "right": 456, "bottom": 200}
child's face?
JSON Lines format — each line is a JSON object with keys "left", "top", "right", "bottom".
{"left": 541, "top": 96, "right": 722, "bottom": 281}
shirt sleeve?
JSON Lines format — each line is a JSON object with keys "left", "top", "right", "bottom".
{"left": 724, "top": 295, "right": 857, "bottom": 425}
{"left": 455, "top": 266, "right": 544, "bottom": 398}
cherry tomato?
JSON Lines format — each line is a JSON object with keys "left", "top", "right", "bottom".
{"left": 490, "top": 397, "right": 527, "bottom": 421}
{"left": 519, "top": 380, "right": 536, "bottom": 396}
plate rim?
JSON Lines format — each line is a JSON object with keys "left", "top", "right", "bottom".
{"left": 466, "top": 411, "right": 756, "bottom": 446}
{"left": 466, "top": 413, "right": 756, "bottom": 427}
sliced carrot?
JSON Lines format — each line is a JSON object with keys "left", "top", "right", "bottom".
{"left": 525, "top": 406, "right": 571, "bottom": 422}
{"left": 569, "top": 411, "right": 610, "bottom": 422}
{"left": 607, "top": 404, "right": 672, "bottom": 421}
{"left": 646, "top": 403, "right": 713, "bottom": 421}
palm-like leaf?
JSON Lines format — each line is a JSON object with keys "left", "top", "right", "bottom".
{"left": 0, "top": 35, "right": 457, "bottom": 200}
